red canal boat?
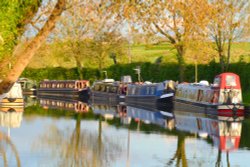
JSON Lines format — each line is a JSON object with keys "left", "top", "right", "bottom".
{"left": 175, "top": 72, "right": 244, "bottom": 116}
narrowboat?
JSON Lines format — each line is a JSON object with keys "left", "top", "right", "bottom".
{"left": 18, "top": 78, "right": 37, "bottom": 95}
{"left": 37, "top": 80, "right": 89, "bottom": 100}
{"left": 91, "top": 76, "right": 132, "bottom": 103}
{"left": 174, "top": 72, "right": 244, "bottom": 117}
{"left": 39, "top": 97, "right": 89, "bottom": 113}
{"left": 125, "top": 80, "right": 175, "bottom": 108}
{"left": 174, "top": 110, "right": 242, "bottom": 151}
{"left": 0, "top": 82, "right": 24, "bottom": 111}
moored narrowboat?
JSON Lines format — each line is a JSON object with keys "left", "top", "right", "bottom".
{"left": 37, "top": 80, "right": 89, "bottom": 100}
{"left": 0, "top": 82, "right": 24, "bottom": 111}
{"left": 18, "top": 78, "right": 37, "bottom": 95}
{"left": 125, "top": 80, "right": 175, "bottom": 108}
{"left": 174, "top": 72, "right": 244, "bottom": 117}
{"left": 91, "top": 76, "right": 132, "bottom": 103}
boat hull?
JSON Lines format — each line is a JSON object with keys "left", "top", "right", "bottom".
{"left": 90, "top": 91, "right": 121, "bottom": 103}
{"left": 174, "top": 99, "right": 244, "bottom": 117}
{"left": 37, "top": 88, "right": 89, "bottom": 100}
{"left": 125, "top": 93, "right": 174, "bottom": 110}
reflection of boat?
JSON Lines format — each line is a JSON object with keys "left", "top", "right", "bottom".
{"left": 18, "top": 78, "right": 37, "bottom": 95}
{"left": 174, "top": 111, "right": 242, "bottom": 151}
{"left": 0, "top": 111, "right": 23, "bottom": 128}
{"left": 175, "top": 73, "right": 244, "bottom": 116}
{"left": 91, "top": 101, "right": 120, "bottom": 119}
{"left": 91, "top": 100, "right": 175, "bottom": 129}
{"left": 39, "top": 97, "right": 89, "bottom": 113}
{"left": 126, "top": 105, "right": 175, "bottom": 129}
{"left": 126, "top": 80, "right": 175, "bottom": 108}
{"left": 38, "top": 80, "right": 89, "bottom": 100}
{"left": 0, "top": 82, "right": 24, "bottom": 111}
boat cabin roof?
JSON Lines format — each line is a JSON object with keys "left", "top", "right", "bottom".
{"left": 102, "top": 79, "right": 115, "bottom": 83}
{"left": 40, "top": 80, "right": 89, "bottom": 84}
{"left": 213, "top": 72, "right": 241, "bottom": 89}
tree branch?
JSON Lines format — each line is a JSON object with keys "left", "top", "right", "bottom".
{"left": 153, "top": 22, "right": 176, "bottom": 44}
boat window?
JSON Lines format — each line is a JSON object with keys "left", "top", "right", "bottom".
{"left": 82, "top": 82, "right": 86, "bottom": 88}
{"left": 100, "top": 85, "right": 106, "bottom": 92}
{"left": 106, "top": 86, "right": 110, "bottom": 92}
{"left": 151, "top": 87, "right": 155, "bottom": 95}
{"left": 131, "top": 87, "right": 136, "bottom": 95}
{"left": 135, "top": 87, "right": 140, "bottom": 95}
{"left": 226, "top": 75, "right": 236, "bottom": 86}
{"left": 213, "top": 77, "right": 220, "bottom": 87}
{"left": 146, "top": 87, "right": 150, "bottom": 95}
{"left": 110, "top": 86, "right": 117, "bottom": 93}
{"left": 94, "top": 85, "right": 99, "bottom": 91}
{"left": 76, "top": 82, "right": 80, "bottom": 89}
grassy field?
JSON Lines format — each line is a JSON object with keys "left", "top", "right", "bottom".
{"left": 28, "top": 42, "right": 250, "bottom": 69}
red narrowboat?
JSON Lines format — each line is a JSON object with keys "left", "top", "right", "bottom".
{"left": 174, "top": 73, "right": 244, "bottom": 117}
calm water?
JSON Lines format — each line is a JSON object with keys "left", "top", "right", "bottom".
{"left": 1, "top": 97, "right": 250, "bottom": 167}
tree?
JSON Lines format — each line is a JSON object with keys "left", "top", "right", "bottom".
{"left": 208, "top": 0, "right": 250, "bottom": 72}
{"left": 88, "top": 32, "right": 128, "bottom": 71}
{"left": 185, "top": 38, "right": 216, "bottom": 82}
{"left": 0, "top": 0, "right": 42, "bottom": 59}
{"left": 122, "top": 0, "right": 210, "bottom": 81}
{"left": 49, "top": 0, "right": 126, "bottom": 78}
{"left": 0, "top": 0, "right": 66, "bottom": 95}
{"left": 51, "top": 1, "right": 95, "bottom": 79}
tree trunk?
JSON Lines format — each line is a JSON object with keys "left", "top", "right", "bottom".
{"left": 74, "top": 55, "right": 83, "bottom": 79}
{"left": 0, "top": 0, "right": 66, "bottom": 95}
{"left": 98, "top": 51, "right": 105, "bottom": 72}
{"left": 226, "top": 38, "right": 232, "bottom": 71}
{"left": 176, "top": 45, "right": 186, "bottom": 82}
{"left": 219, "top": 50, "right": 226, "bottom": 72}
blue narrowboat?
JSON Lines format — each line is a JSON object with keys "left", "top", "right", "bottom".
{"left": 125, "top": 80, "right": 175, "bottom": 108}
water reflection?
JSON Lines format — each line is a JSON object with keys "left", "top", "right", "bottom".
{"left": 91, "top": 101, "right": 243, "bottom": 152}
{"left": 0, "top": 95, "right": 247, "bottom": 167}
{"left": 31, "top": 98, "right": 123, "bottom": 167}
{"left": 0, "top": 101, "right": 23, "bottom": 167}
{"left": 174, "top": 111, "right": 242, "bottom": 151}
{"left": 0, "top": 131, "right": 21, "bottom": 167}
{"left": 174, "top": 111, "right": 243, "bottom": 167}
{"left": 38, "top": 97, "right": 89, "bottom": 113}
{"left": 91, "top": 101, "right": 244, "bottom": 166}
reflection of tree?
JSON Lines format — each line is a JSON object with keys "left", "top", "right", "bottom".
{"left": 167, "top": 132, "right": 187, "bottom": 167}
{"left": 215, "top": 150, "right": 231, "bottom": 167}
{"left": 35, "top": 113, "right": 123, "bottom": 166}
{"left": 0, "top": 131, "right": 21, "bottom": 167}
{"left": 215, "top": 150, "right": 221, "bottom": 167}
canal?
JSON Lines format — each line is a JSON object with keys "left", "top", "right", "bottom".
{"left": 1, "top": 96, "right": 250, "bottom": 167}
